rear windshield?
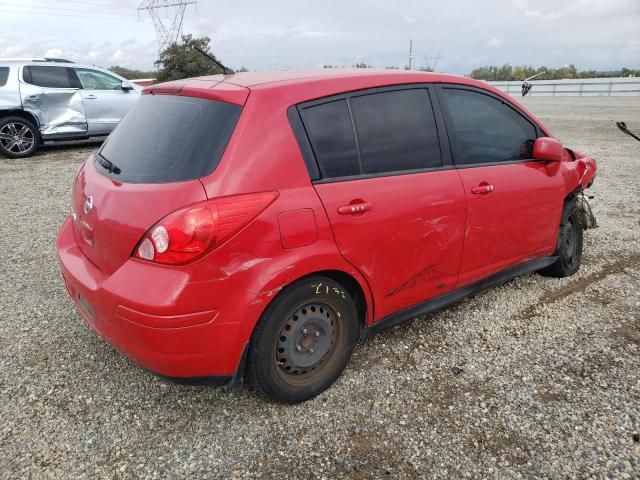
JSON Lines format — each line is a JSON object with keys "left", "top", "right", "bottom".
{"left": 97, "top": 94, "right": 242, "bottom": 183}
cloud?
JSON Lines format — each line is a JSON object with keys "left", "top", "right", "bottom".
{"left": 625, "top": 39, "right": 640, "bottom": 53}
{"left": 402, "top": 14, "right": 417, "bottom": 24}
{"left": 0, "top": 34, "right": 157, "bottom": 70}
{"left": 43, "top": 48, "right": 63, "bottom": 58}
{"left": 2, "top": 0, "right": 639, "bottom": 74}
{"left": 515, "top": 0, "right": 640, "bottom": 20}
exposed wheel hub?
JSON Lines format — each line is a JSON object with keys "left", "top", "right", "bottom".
{"left": 276, "top": 303, "right": 335, "bottom": 375}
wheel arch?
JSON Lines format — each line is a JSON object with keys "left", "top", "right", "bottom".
{"left": 301, "top": 269, "right": 369, "bottom": 331}
{"left": 241, "top": 267, "right": 373, "bottom": 354}
{"left": 0, "top": 109, "right": 41, "bottom": 133}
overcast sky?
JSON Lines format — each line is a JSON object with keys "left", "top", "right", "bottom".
{"left": 1, "top": 0, "right": 639, "bottom": 74}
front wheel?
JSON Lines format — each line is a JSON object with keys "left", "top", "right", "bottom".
{"left": 247, "top": 276, "right": 359, "bottom": 403}
{"left": 539, "top": 204, "right": 583, "bottom": 278}
{"left": 0, "top": 116, "right": 40, "bottom": 158}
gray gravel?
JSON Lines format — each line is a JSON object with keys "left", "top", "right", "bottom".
{"left": 1, "top": 97, "right": 639, "bottom": 479}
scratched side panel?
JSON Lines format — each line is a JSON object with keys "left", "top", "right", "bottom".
{"left": 20, "top": 82, "right": 88, "bottom": 136}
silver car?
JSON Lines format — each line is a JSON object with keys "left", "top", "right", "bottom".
{"left": 0, "top": 58, "right": 142, "bottom": 158}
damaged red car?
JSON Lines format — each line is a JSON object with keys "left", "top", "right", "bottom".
{"left": 56, "top": 69, "right": 597, "bottom": 403}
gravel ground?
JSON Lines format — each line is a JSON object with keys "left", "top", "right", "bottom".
{"left": 1, "top": 97, "right": 639, "bottom": 479}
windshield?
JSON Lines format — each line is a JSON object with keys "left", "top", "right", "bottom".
{"left": 97, "top": 94, "right": 241, "bottom": 183}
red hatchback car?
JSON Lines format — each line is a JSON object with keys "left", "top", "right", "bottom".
{"left": 57, "top": 69, "right": 597, "bottom": 403}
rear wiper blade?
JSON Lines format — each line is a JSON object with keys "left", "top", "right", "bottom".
{"left": 97, "top": 155, "right": 121, "bottom": 174}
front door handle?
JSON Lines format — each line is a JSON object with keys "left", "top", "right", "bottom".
{"left": 471, "top": 184, "right": 494, "bottom": 194}
{"left": 337, "top": 202, "right": 373, "bottom": 215}
{"left": 85, "top": 94, "right": 98, "bottom": 100}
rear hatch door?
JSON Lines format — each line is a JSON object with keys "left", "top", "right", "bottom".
{"left": 71, "top": 90, "right": 243, "bottom": 275}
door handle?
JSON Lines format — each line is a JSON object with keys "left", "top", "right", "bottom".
{"left": 471, "top": 184, "right": 494, "bottom": 194}
{"left": 85, "top": 94, "right": 98, "bottom": 100}
{"left": 337, "top": 202, "right": 373, "bottom": 215}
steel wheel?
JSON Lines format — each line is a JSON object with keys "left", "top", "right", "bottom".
{"left": 248, "top": 275, "right": 359, "bottom": 403}
{"left": 563, "top": 218, "right": 578, "bottom": 270}
{"left": 539, "top": 203, "right": 583, "bottom": 278}
{"left": 274, "top": 302, "right": 341, "bottom": 385}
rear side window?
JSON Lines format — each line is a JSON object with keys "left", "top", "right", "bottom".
{"left": 299, "top": 100, "right": 360, "bottom": 178}
{"left": 98, "top": 94, "right": 241, "bottom": 183}
{"left": 441, "top": 88, "right": 537, "bottom": 165}
{"left": 23, "top": 66, "right": 76, "bottom": 88}
{"left": 0, "top": 67, "right": 9, "bottom": 87}
{"left": 298, "top": 87, "right": 442, "bottom": 180}
{"left": 350, "top": 89, "right": 441, "bottom": 174}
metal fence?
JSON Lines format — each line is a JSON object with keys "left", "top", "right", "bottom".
{"left": 488, "top": 77, "right": 640, "bottom": 97}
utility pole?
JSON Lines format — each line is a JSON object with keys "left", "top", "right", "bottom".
{"left": 138, "top": 0, "right": 197, "bottom": 54}
{"left": 408, "top": 39, "right": 413, "bottom": 70}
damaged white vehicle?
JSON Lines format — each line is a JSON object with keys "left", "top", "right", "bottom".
{"left": 0, "top": 58, "right": 142, "bottom": 158}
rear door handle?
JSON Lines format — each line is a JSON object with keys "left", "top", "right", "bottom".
{"left": 85, "top": 94, "right": 98, "bottom": 100}
{"left": 471, "top": 184, "right": 494, "bottom": 194}
{"left": 337, "top": 202, "right": 373, "bottom": 215}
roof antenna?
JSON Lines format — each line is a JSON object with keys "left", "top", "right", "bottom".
{"left": 192, "top": 46, "right": 234, "bottom": 75}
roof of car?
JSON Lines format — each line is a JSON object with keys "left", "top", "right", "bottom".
{"left": 183, "top": 68, "right": 472, "bottom": 89}
{"left": 144, "top": 68, "right": 505, "bottom": 109}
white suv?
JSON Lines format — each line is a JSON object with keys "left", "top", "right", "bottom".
{"left": 0, "top": 58, "right": 142, "bottom": 158}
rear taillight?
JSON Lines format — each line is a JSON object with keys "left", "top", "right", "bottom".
{"left": 133, "top": 191, "right": 279, "bottom": 265}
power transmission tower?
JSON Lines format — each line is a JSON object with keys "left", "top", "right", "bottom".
{"left": 423, "top": 53, "right": 441, "bottom": 72}
{"left": 138, "top": 0, "right": 197, "bottom": 53}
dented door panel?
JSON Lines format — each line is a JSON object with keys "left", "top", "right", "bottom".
{"left": 20, "top": 82, "right": 87, "bottom": 137}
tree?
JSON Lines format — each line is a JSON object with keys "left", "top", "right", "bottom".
{"left": 109, "top": 66, "right": 155, "bottom": 79}
{"left": 155, "top": 34, "right": 224, "bottom": 82}
{"left": 469, "top": 64, "right": 640, "bottom": 80}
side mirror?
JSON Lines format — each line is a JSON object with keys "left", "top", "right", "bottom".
{"left": 121, "top": 81, "right": 134, "bottom": 91}
{"left": 533, "top": 137, "right": 564, "bottom": 162}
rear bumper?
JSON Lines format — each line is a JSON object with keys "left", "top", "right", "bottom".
{"left": 56, "top": 216, "right": 258, "bottom": 378}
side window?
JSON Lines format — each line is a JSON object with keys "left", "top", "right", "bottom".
{"left": 75, "top": 68, "right": 122, "bottom": 90}
{"left": 0, "top": 67, "right": 9, "bottom": 87}
{"left": 350, "top": 89, "right": 441, "bottom": 174}
{"left": 441, "top": 88, "right": 537, "bottom": 165}
{"left": 299, "top": 99, "right": 360, "bottom": 178}
{"left": 23, "top": 66, "right": 74, "bottom": 88}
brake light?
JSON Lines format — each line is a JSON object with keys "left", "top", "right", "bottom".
{"left": 134, "top": 191, "right": 279, "bottom": 265}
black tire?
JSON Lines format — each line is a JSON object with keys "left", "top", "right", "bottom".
{"left": 247, "top": 275, "right": 359, "bottom": 403}
{"left": 539, "top": 202, "right": 583, "bottom": 278}
{"left": 0, "top": 116, "right": 41, "bottom": 158}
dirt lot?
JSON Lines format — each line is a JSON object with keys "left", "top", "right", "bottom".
{"left": 1, "top": 97, "right": 639, "bottom": 479}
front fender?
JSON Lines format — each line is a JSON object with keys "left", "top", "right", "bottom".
{"left": 562, "top": 151, "right": 597, "bottom": 195}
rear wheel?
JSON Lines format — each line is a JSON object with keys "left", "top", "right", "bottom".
{"left": 0, "top": 116, "right": 40, "bottom": 158}
{"left": 247, "top": 276, "right": 359, "bottom": 403}
{"left": 539, "top": 204, "right": 583, "bottom": 278}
